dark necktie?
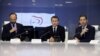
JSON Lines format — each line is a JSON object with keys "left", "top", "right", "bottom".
{"left": 82, "top": 26, "right": 85, "bottom": 37}
{"left": 12, "top": 23, "right": 17, "bottom": 34}
{"left": 12, "top": 24, "right": 15, "bottom": 27}
{"left": 54, "top": 28, "right": 56, "bottom": 33}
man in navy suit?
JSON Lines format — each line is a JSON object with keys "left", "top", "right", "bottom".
{"left": 74, "top": 15, "right": 95, "bottom": 42}
{"left": 41, "top": 16, "right": 65, "bottom": 42}
{"left": 2, "top": 12, "right": 24, "bottom": 41}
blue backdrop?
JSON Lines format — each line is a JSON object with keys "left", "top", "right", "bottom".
{"left": 0, "top": 0, "right": 100, "bottom": 39}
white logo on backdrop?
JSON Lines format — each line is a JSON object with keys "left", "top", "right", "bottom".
{"left": 16, "top": 13, "right": 55, "bottom": 27}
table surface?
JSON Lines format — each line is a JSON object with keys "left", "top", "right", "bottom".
{"left": 0, "top": 41, "right": 100, "bottom": 56}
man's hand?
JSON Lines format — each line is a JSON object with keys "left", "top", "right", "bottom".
{"left": 10, "top": 28, "right": 17, "bottom": 33}
{"left": 75, "top": 37, "right": 80, "bottom": 42}
{"left": 81, "top": 28, "right": 88, "bottom": 36}
{"left": 49, "top": 37, "right": 55, "bottom": 42}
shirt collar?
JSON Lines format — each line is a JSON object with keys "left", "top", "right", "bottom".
{"left": 82, "top": 24, "right": 87, "bottom": 29}
{"left": 52, "top": 26, "right": 57, "bottom": 29}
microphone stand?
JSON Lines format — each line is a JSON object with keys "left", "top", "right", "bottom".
{"left": 40, "top": 31, "right": 50, "bottom": 39}
{"left": 13, "top": 31, "right": 28, "bottom": 39}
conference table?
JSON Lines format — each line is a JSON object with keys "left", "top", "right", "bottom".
{"left": 0, "top": 41, "right": 100, "bottom": 56}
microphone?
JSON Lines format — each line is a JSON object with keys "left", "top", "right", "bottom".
{"left": 13, "top": 30, "right": 28, "bottom": 39}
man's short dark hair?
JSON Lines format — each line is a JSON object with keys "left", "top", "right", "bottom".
{"left": 9, "top": 12, "right": 17, "bottom": 19}
{"left": 79, "top": 15, "right": 87, "bottom": 20}
{"left": 51, "top": 16, "right": 59, "bottom": 21}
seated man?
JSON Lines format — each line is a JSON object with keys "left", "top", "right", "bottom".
{"left": 74, "top": 15, "right": 95, "bottom": 42}
{"left": 41, "top": 16, "right": 65, "bottom": 42}
{"left": 2, "top": 12, "right": 24, "bottom": 41}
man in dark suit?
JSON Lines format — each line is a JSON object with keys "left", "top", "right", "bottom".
{"left": 2, "top": 12, "right": 24, "bottom": 41}
{"left": 74, "top": 15, "right": 95, "bottom": 42}
{"left": 41, "top": 16, "right": 65, "bottom": 42}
